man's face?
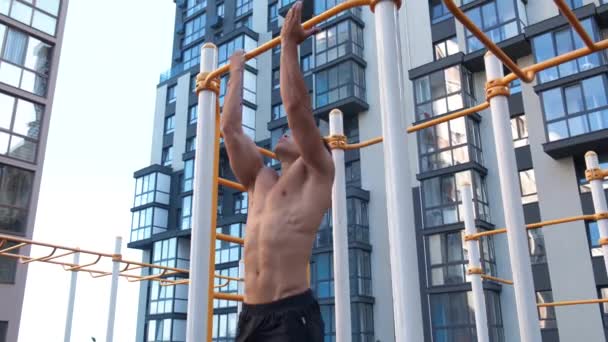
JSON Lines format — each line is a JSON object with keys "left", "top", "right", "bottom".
{"left": 274, "top": 133, "right": 300, "bottom": 162}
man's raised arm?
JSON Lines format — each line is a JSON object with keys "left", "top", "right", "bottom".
{"left": 221, "top": 51, "right": 263, "bottom": 189}
{"left": 280, "top": 1, "right": 333, "bottom": 174}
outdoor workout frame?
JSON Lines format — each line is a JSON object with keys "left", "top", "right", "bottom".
{"left": 3, "top": 0, "right": 608, "bottom": 341}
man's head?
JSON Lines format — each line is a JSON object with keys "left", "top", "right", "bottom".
{"left": 274, "top": 133, "right": 332, "bottom": 164}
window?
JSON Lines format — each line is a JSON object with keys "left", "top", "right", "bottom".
{"left": 465, "top": 0, "right": 525, "bottom": 53}
{"left": 184, "top": 13, "right": 206, "bottom": 45}
{"left": 215, "top": 224, "right": 244, "bottom": 264}
{"left": 427, "top": 231, "right": 467, "bottom": 286}
{"left": 233, "top": 192, "right": 248, "bottom": 214}
{"left": 189, "top": 105, "right": 198, "bottom": 124}
{"left": 211, "top": 312, "right": 238, "bottom": 341}
{"left": 430, "top": 0, "right": 452, "bottom": 24}
{"left": 510, "top": 78, "right": 522, "bottom": 94}
{"left": 187, "top": 0, "right": 207, "bottom": 16}
{"left": 217, "top": 193, "right": 223, "bottom": 215}
{"left": 0, "top": 322, "right": 6, "bottom": 342}
{"left": 587, "top": 221, "right": 603, "bottom": 256}
{"left": 182, "top": 43, "right": 202, "bottom": 70}
{"left": 541, "top": 75, "right": 608, "bottom": 142}
{"left": 213, "top": 266, "right": 240, "bottom": 309}
{"left": 533, "top": 19, "right": 604, "bottom": 84}
{"left": 422, "top": 170, "right": 491, "bottom": 227}
{"left": 315, "top": 61, "right": 365, "bottom": 108}
{"left": 0, "top": 25, "right": 52, "bottom": 95}
{"left": 413, "top": 65, "right": 475, "bottom": 121}
{"left": 272, "top": 43, "right": 281, "bottom": 55}
{"left": 528, "top": 230, "right": 547, "bottom": 264}
{"left": 272, "top": 69, "right": 280, "bottom": 89}
{"left": 0, "top": 92, "right": 44, "bottom": 163}
{"left": 301, "top": 54, "right": 313, "bottom": 75}
{"left": 486, "top": 291, "right": 506, "bottom": 341}
{"left": 130, "top": 207, "right": 168, "bottom": 242}
{"left": 320, "top": 305, "right": 336, "bottom": 341}
{"left": 235, "top": 0, "right": 252, "bottom": 17}
{"left": 418, "top": 116, "right": 483, "bottom": 172}
{"left": 565, "top": 0, "right": 583, "bottom": 9}
{"left": 314, "top": 21, "right": 364, "bottom": 66}
{"left": 181, "top": 195, "right": 192, "bottom": 230}
{"left": 153, "top": 238, "right": 190, "bottom": 269}
{"left": 349, "top": 249, "right": 372, "bottom": 296}
{"left": 0, "top": 0, "right": 60, "bottom": 36}
{"left": 0, "top": 242, "right": 18, "bottom": 283}
{"left": 167, "top": 85, "right": 176, "bottom": 103}
{"left": 347, "top": 197, "right": 369, "bottom": 243}
{"left": 162, "top": 146, "right": 173, "bottom": 167}
{"left": 537, "top": 291, "right": 557, "bottom": 330}
{"left": 311, "top": 252, "right": 334, "bottom": 298}
{"left": 186, "top": 136, "right": 196, "bottom": 152}
{"left": 434, "top": 36, "right": 459, "bottom": 60}
{"left": 236, "top": 14, "right": 252, "bottom": 29}
{"left": 430, "top": 292, "right": 476, "bottom": 340}
{"left": 164, "top": 115, "right": 175, "bottom": 135}
{"left": 0, "top": 163, "right": 33, "bottom": 234}
{"left": 351, "top": 302, "right": 374, "bottom": 341}
{"left": 314, "top": 0, "right": 362, "bottom": 17}
{"left": 149, "top": 279, "right": 189, "bottom": 315}
{"left": 511, "top": 114, "right": 529, "bottom": 147}
{"left": 272, "top": 103, "right": 286, "bottom": 120}
{"left": 217, "top": 2, "right": 224, "bottom": 18}
{"left": 345, "top": 160, "right": 361, "bottom": 186}
{"left": 183, "top": 159, "right": 194, "bottom": 192}
{"left": 268, "top": 3, "right": 278, "bottom": 28}
{"left": 519, "top": 169, "right": 538, "bottom": 204}
{"left": 315, "top": 209, "right": 332, "bottom": 248}
{"left": 134, "top": 172, "right": 170, "bottom": 206}
{"left": 147, "top": 318, "right": 186, "bottom": 342}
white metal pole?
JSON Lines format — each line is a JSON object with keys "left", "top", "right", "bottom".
{"left": 64, "top": 252, "right": 80, "bottom": 342}
{"left": 187, "top": 43, "right": 219, "bottom": 342}
{"left": 372, "top": 2, "right": 424, "bottom": 341}
{"left": 484, "top": 52, "right": 542, "bottom": 342}
{"left": 585, "top": 151, "right": 608, "bottom": 273}
{"left": 329, "top": 109, "right": 353, "bottom": 342}
{"left": 106, "top": 237, "right": 122, "bottom": 342}
{"left": 461, "top": 184, "right": 490, "bottom": 342}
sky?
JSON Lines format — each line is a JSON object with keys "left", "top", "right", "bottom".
{"left": 18, "top": 1, "right": 176, "bottom": 341}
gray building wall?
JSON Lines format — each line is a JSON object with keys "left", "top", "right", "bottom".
{"left": 0, "top": 1, "right": 69, "bottom": 341}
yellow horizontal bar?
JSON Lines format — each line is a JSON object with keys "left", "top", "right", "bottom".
{"left": 481, "top": 274, "right": 514, "bottom": 285}
{"left": 538, "top": 298, "right": 608, "bottom": 308}
{"left": 215, "top": 274, "right": 243, "bottom": 282}
{"left": 407, "top": 102, "right": 490, "bottom": 133}
{"left": 343, "top": 137, "right": 384, "bottom": 150}
{"left": 218, "top": 177, "right": 247, "bottom": 192}
{"left": 216, "top": 233, "right": 245, "bottom": 245}
{"left": 213, "top": 292, "right": 244, "bottom": 302}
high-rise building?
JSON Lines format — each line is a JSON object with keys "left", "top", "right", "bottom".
{"left": 129, "top": 0, "right": 608, "bottom": 341}
{"left": 0, "top": 1, "right": 68, "bottom": 341}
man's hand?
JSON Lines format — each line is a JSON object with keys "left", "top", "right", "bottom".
{"left": 281, "top": 1, "right": 318, "bottom": 46}
{"left": 229, "top": 50, "right": 246, "bottom": 77}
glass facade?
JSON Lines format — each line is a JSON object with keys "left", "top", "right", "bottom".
{"left": 430, "top": 0, "right": 452, "bottom": 24}
{"left": 314, "top": 20, "right": 364, "bottom": 67}
{"left": 541, "top": 74, "right": 608, "bottom": 142}
{"left": 465, "top": 0, "right": 525, "bottom": 53}
{"left": 533, "top": 19, "right": 604, "bottom": 84}
{"left": 434, "top": 36, "right": 459, "bottom": 60}
{"left": 414, "top": 65, "right": 475, "bottom": 121}
{"left": 0, "top": 92, "right": 45, "bottom": 163}
{"left": 134, "top": 172, "right": 171, "bottom": 207}
{"left": 315, "top": 61, "right": 365, "bottom": 108}
{"left": 0, "top": 0, "right": 61, "bottom": 36}
{"left": 147, "top": 319, "right": 186, "bottom": 342}
{"left": 0, "top": 162, "right": 33, "bottom": 234}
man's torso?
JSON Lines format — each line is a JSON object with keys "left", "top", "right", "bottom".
{"left": 243, "top": 158, "right": 331, "bottom": 304}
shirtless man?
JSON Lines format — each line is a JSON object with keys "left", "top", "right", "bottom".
{"left": 220, "top": 2, "right": 334, "bottom": 341}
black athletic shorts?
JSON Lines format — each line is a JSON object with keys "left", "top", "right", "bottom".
{"left": 236, "top": 289, "right": 324, "bottom": 342}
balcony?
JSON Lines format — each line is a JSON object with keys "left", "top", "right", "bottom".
{"left": 130, "top": 165, "right": 172, "bottom": 243}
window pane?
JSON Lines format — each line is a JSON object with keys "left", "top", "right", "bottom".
{"left": 542, "top": 88, "right": 565, "bottom": 121}
{"left": 564, "top": 85, "right": 583, "bottom": 114}
{"left": 582, "top": 76, "right": 607, "bottom": 110}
